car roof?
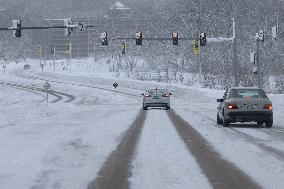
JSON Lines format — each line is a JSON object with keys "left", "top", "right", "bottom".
{"left": 148, "top": 89, "right": 166, "bottom": 91}
{"left": 229, "top": 87, "right": 263, "bottom": 90}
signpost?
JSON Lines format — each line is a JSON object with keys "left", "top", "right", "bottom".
{"left": 43, "top": 82, "right": 51, "bottom": 103}
{"left": 3, "top": 64, "right": 6, "bottom": 74}
{"left": 113, "top": 82, "right": 118, "bottom": 91}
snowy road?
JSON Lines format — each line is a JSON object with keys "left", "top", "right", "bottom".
{"left": 0, "top": 61, "right": 283, "bottom": 189}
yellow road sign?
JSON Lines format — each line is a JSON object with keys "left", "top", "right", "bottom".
{"left": 193, "top": 40, "right": 199, "bottom": 55}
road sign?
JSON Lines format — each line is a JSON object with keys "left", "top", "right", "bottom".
{"left": 113, "top": 82, "right": 118, "bottom": 89}
{"left": 43, "top": 82, "right": 51, "bottom": 89}
{"left": 43, "top": 82, "right": 51, "bottom": 103}
{"left": 193, "top": 40, "right": 200, "bottom": 55}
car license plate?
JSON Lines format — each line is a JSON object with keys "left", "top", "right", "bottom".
{"left": 245, "top": 104, "right": 253, "bottom": 109}
{"left": 154, "top": 96, "right": 159, "bottom": 99}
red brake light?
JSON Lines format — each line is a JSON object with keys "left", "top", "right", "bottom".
{"left": 228, "top": 103, "right": 238, "bottom": 109}
{"left": 263, "top": 104, "right": 272, "bottom": 110}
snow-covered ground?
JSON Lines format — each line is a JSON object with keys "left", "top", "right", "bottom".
{"left": 0, "top": 59, "right": 283, "bottom": 189}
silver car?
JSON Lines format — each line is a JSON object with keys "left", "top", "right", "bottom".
{"left": 141, "top": 88, "right": 172, "bottom": 110}
{"left": 217, "top": 87, "right": 273, "bottom": 127}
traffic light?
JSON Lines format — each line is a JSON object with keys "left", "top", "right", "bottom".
{"left": 200, "top": 32, "right": 206, "bottom": 46}
{"left": 37, "top": 45, "right": 42, "bottom": 53}
{"left": 250, "top": 52, "right": 255, "bottom": 63}
{"left": 272, "top": 26, "right": 277, "bottom": 40}
{"left": 172, "top": 32, "right": 178, "bottom": 45}
{"left": 259, "top": 30, "right": 264, "bottom": 42}
{"left": 136, "top": 32, "right": 142, "bottom": 45}
{"left": 12, "top": 20, "right": 21, "bottom": 37}
{"left": 122, "top": 42, "right": 126, "bottom": 54}
{"left": 100, "top": 32, "right": 108, "bottom": 45}
{"left": 77, "top": 23, "right": 85, "bottom": 32}
{"left": 65, "top": 43, "right": 71, "bottom": 53}
{"left": 51, "top": 45, "right": 55, "bottom": 54}
{"left": 64, "top": 18, "right": 73, "bottom": 37}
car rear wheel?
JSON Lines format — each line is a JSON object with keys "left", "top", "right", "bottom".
{"left": 223, "top": 118, "right": 230, "bottom": 127}
{"left": 265, "top": 118, "right": 273, "bottom": 128}
{"left": 143, "top": 106, "right": 147, "bottom": 110}
{"left": 166, "top": 106, "right": 171, "bottom": 110}
{"left": 217, "top": 115, "right": 222, "bottom": 125}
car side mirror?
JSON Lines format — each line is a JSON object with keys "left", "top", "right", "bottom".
{"left": 217, "top": 99, "right": 224, "bottom": 103}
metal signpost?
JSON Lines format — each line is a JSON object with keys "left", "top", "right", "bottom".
{"left": 43, "top": 82, "right": 51, "bottom": 103}
{"left": 113, "top": 82, "right": 118, "bottom": 91}
{"left": 3, "top": 64, "right": 6, "bottom": 74}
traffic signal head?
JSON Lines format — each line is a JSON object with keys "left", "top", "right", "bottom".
{"left": 100, "top": 32, "right": 108, "bottom": 45}
{"left": 77, "top": 23, "right": 85, "bottom": 32}
{"left": 64, "top": 18, "right": 73, "bottom": 36}
{"left": 200, "top": 32, "right": 206, "bottom": 46}
{"left": 259, "top": 30, "right": 264, "bottom": 42}
{"left": 172, "top": 32, "right": 178, "bottom": 45}
{"left": 51, "top": 45, "right": 55, "bottom": 54}
{"left": 12, "top": 20, "right": 21, "bottom": 37}
{"left": 136, "top": 32, "right": 142, "bottom": 45}
{"left": 272, "top": 27, "right": 277, "bottom": 40}
{"left": 122, "top": 42, "right": 126, "bottom": 54}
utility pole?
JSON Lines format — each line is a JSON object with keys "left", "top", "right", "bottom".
{"left": 232, "top": 18, "right": 239, "bottom": 87}
{"left": 69, "top": 41, "right": 72, "bottom": 72}
{"left": 197, "top": 2, "right": 202, "bottom": 85}
{"left": 53, "top": 46, "right": 56, "bottom": 71}
{"left": 198, "top": 36, "right": 202, "bottom": 81}
{"left": 94, "top": 41, "right": 96, "bottom": 62}
{"left": 256, "top": 36, "right": 262, "bottom": 88}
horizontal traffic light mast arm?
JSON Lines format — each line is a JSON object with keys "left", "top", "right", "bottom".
{"left": 0, "top": 25, "right": 94, "bottom": 31}
{"left": 113, "top": 37, "right": 197, "bottom": 41}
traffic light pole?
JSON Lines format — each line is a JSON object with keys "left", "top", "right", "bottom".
{"left": 53, "top": 46, "right": 56, "bottom": 72}
{"left": 256, "top": 38, "right": 261, "bottom": 88}
{"left": 232, "top": 18, "right": 239, "bottom": 87}
{"left": 233, "top": 36, "right": 239, "bottom": 87}
{"left": 69, "top": 42, "right": 72, "bottom": 72}
{"left": 198, "top": 35, "right": 202, "bottom": 83}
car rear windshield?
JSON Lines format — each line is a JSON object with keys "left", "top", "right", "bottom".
{"left": 229, "top": 89, "right": 268, "bottom": 99}
{"left": 148, "top": 89, "right": 166, "bottom": 95}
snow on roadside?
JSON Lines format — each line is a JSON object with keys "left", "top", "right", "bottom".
{"left": 130, "top": 110, "right": 212, "bottom": 189}
{"left": 172, "top": 95, "right": 284, "bottom": 189}
{"left": 0, "top": 106, "right": 141, "bottom": 189}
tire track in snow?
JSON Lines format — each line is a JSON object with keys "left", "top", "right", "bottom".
{"left": 15, "top": 72, "right": 139, "bottom": 99}
{"left": 187, "top": 108, "right": 284, "bottom": 161}
{"left": 0, "top": 81, "right": 75, "bottom": 103}
{"left": 88, "top": 110, "right": 146, "bottom": 189}
{"left": 167, "top": 110, "right": 263, "bottom": 189}
{"left": 0, "top": 84, "right": 46, "bottom": 104}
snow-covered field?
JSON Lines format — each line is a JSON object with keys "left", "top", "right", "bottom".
{"left": 0, "top": 59, "right": 283, "bottom": 189}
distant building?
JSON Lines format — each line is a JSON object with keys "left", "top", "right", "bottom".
{"left": 108, "top": 1, "right": 132, "bottom": 18}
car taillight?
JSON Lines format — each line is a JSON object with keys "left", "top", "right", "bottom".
{"left": 228, "top": 103, "right": 238, "bottom": 109}
{"left": 263, "top": 103, "right": 272, "bottom": 110}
